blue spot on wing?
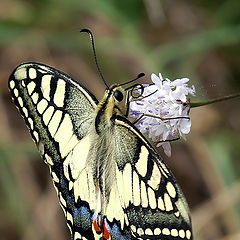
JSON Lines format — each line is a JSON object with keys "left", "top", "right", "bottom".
{"left": 111, "top": 224, "right": 120, "bottom": 238}
{"left": 121, "top": 235, "right": 126, "bottom": 240}
{"left": 74, "top": 208, "right": 80, "bottom": 218}
{"left": 80, "top": 206, "right": 90, "bottom": 220}
{"left": 72, "top": 204, "right": 92, "bottom": 232}
{"left": 67, "top": 195, "right": 73, "bottom": 205}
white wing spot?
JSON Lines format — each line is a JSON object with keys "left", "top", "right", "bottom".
{"left": 33, "top": 131, "right": 39, "bottom": 142}
{"left": 157, "top": 196, "right": 165, "bottom": 211}
{"left": 31, "top": 92, "right": 39, "bottom": 104}
{"left": 162, "top": 228, "right": 170, "bottom": 235}
{"left": 13, "top": 88, "right": 19, "bottom": 97}
{"left": 140, "top": 181, "right": 148, "bottom": 208}
{"left": 52, "top": 171, "right": 59, "bottom": 183}
{"left": 171, "top": 229, "right": 178, "bottom": 237}
{"left": 174, "top": 211, "right": 180, "bottom": 217}
{"left": 45, "top": 153, "right": 54, "bottom": 166}
{"left": 74, "top": 232, "right": 82, "bottom": 240}
{"left": 59, "top": 192, "right": 66, "bottom": 207}
{"left": 66, "top": 211, "right": 73, "bottom": 224}
{"left": 148, "top": 187, "right": 156, "bottom": 209}
{"left": 166, "top": 182, "right": 176, "bottom": 198}
{"left": 27, "top": 81, "right": 36, "bottom": 95}
{"left": 133, "top": 171, "right": 140, "bottom": 206}
{"left": 69, "top": 181, "right": 74, "bottom": 191}
{"left": 135, "top": 145, "right": 148, "bottom": 177}
{"left": 14, "top": 67, "right": 27, "bottom": 80}
{"left": 53, "top": 78, "right": 66, "bottom": 107}
{"left": 145, "top": 228, "right": 153, "bottom": 235}
{"left": 9, "top": 80, "right": 15, "bottom": 89}
{"left": 41, "top": 74, "right": 52, "bottom": 101}
{"left": 28, "top": 117, "right": 34, "bottom": 129}
{"left": 122, "top": 163, "right": 133, "bottom": 206}
{"left": 18, "top": 97, "right": 23, "bottom": 107}
{"left": 43, "top": 106, "right": 54, "bottom": 126}
{"left": 154, "top": 228, "right": 161, "bottom": 235}
{"left": 164, "top": 193, "right": 173, "bottom": 211}
{"left": 22, "top": 107, "right": 28, "bottom": 117}
{"left": 37, "top": 99, "right": 48, "bottom": 114}
{"left": 137, "top": 228, "right": 144, "bottom": 235}
{"left": 130, "top": 225, "right": 136, "bottom": 233}
{"left": 29, "top": 68, "right": 37, "bottom": 79}
{"left": 186, "top": 230, "right": 191, "bottom": 239}
{"left": 179, "top": 229, "right": 185, "bottom": 238}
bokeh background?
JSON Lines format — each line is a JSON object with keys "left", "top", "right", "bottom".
{"left": 0, "top": 0, "right": 240, "bottom": 240}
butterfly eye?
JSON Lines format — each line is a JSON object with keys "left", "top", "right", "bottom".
{"left": 113, "top": 90, "right": 124, "bottom": 102}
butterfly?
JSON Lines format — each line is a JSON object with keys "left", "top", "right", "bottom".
{"left": 8, "top": 34, "right": 193, "bottom": 240}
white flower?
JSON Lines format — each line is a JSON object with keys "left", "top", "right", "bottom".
{"left": 129, "top": 72, "right": 195, "bottom": 157}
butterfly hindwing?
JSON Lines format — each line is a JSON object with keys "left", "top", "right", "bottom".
{"left": 102, "top": 115, "right": 193, "bottom": 239}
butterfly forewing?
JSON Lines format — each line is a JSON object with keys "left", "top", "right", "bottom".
{"left": 9, "top": 63, "right": 98, "bottom": 158}
{"left": 9, "top": 63, "right": 98, "bottom": 239}
{"left": 9, "top": 62, "right": 193, "bottom": 240}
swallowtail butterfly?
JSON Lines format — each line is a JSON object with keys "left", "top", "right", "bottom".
{"left": 8, "top": 37, "right": 193, "bottom": 240}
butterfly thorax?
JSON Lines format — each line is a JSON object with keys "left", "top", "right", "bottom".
{"left": 95, "top": 85, "right": 127, "bottom": 135}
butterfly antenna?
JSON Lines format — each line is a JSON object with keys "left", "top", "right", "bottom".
{"left": 119, "top": 72, "right": 145, "bottom": 88}
{"left": 80, "top": 29, "right": 109, "bottom": 89}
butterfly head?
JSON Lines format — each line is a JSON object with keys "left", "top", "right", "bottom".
{"left": 104, "top": 85, "right": 128, "bottom": 117}
{"left": 103, "top": 82, "right": 145, "bottom": 119}
{"left": 95, "top": 85, "right": 128, "bottom": 132}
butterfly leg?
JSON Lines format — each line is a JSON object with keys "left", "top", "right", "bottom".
{"left": 132, "top": 113, "right": 189, "bottom": 125}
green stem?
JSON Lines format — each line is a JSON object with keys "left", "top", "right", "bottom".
{"left": 190, "top": 93, "right": 240, "bottom": 108}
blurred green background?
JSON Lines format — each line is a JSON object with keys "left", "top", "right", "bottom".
{"left": 0, "top": 0, "right": 240, "bottom": 239}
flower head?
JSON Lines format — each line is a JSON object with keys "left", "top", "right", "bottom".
{"left": 129, "top": 73, "right": 195, "bottom": 156}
